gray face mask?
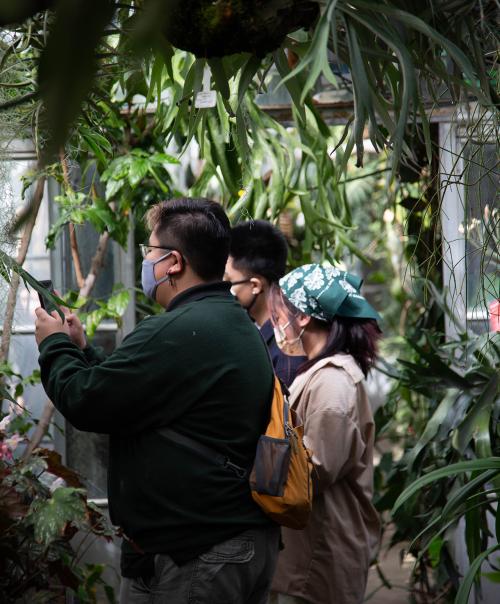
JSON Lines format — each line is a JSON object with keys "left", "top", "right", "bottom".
{"left": 141, "top": 252, "right": 173, "bottom": 301}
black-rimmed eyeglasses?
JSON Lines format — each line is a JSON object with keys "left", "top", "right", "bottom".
{"left": 229, "top": 278, "right": 252, "bottom": 287}
{"left": 139, "top": 243, "right": 176, "bottom": 259}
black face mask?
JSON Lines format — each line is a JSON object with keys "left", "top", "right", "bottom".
{"left": 229, "top": 278, "right": 259, "bottom": 313}
{"left": 243, "top": 292, "right": 260, "bottom": 313}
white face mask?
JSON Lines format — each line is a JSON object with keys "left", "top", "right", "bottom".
{"left": 273, "top": 318, "right": 306, "bottom": 357}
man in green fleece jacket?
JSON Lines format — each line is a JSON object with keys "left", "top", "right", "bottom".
{"left": 35, "top": 198, "right": 278, "bottom": 604}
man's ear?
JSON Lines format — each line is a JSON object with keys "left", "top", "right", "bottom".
{"left": 250, "top": 277, "right": 264, "bottom": 295}
{"left": 166, "top": 250, "right": 184, "bottom": 276}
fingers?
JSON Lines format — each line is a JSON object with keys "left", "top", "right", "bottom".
{"left": 66, "top": 313, "right": 78, "bottom": 325}
{"left": 35, "top": 307, "right": 50, "bottom": 319}
{"left": 54, "top": 289, "right": 70, "bottom": 315}
{"left": 50, "top": 309, "right": 65, "bottom": 324}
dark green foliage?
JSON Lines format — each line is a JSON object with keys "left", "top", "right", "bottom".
{"left": 0, "top": 0, "right": 497, "bottom": 172}
{"left": 163, "top": 0, "right": 319, "bottom": 57}
{"left": 37, "top": 0, "right": 115, "bottom": 158}
{"left": 375, "top": 301, "right": 500, "bottom": 599}
{"left": 0, "top": 442, "right": 117, "bottom": 603}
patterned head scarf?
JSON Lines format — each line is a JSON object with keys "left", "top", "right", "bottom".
{"left": 279, "top": 263, "right": 381, "bottom": 322}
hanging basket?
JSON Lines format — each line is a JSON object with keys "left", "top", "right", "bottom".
{"left": 163, "top": 0, "right": 319, "bottom": 58}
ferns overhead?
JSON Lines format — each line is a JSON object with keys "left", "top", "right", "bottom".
{"left": 0, "top": 0, "right": 497, "bottom": 169}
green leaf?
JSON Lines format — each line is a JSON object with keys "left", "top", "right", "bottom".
{"left": 106, "top": 290, "right": 130, "bottom": 316}
{"left": 149, "top": 152, "right": 179, "bottom": 165}
{"left": 37, "top": 0, "right": 115, "bottom": 155}
{"left": 28, "top": 487, "right": 86, "bottom": 546}
{"left": 105, "top": 177, "right": 125, "bottom": 200}
{"left": 207, "top": 57, "right": 230, "bottom": 101}
{"left": 277, "top": 0, "right": 338, "bottom": 104}
{"left": 128, "top": 158, "right": 149, "bottom": 188}
{"left": 456, "top": 545, "right": 500, "bottom": 604}
{"left": 406, "top": 389, "right": 459, "bottom": 468}
{"left": 156, "top": 35, "right": 175, "bottom": 81}
{"left": 441, "top": 470, "right": 498, "bottom": 519}
{"left": 0, "top": 251, "right": 67, "bottom": 320}
{"left": 82, "top": 290, "right": 130, "bottom": 339}
{"left": 428, "top": 535, "right": 444, "bottom": 568}
{"left": 273, "top": 49, "right": 306, "bottom": 125}
{"left": 482, "top": 570, "right": 500, "bottom": 584}
{"left": 0, "top": 383, "right": 16, "bottom": 404}
{"left": 238, "top": 55, "right": 261, "bottom": 106}
{"left": 453, "top": 373, "right": 499, "bottom": 455}
{"left": 392, "top": 458, "right": 500, "bottom": 514}
{"left": 146, "top": 53, "right": 164, "bottom": 107}
{"left": 465, "top": 501, "right": 488, "bottom": 580}
{"left": 81, "top": 131, "right": 106, "bottom": 166}
{"left": 104, "top": 584, "right": 116, "bottom": 604}
{"left": 353, "top": 1, "right": 483, "bottom": 100}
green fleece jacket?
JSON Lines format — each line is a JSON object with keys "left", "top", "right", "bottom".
{"left": 38, "top": 282, "right": 274, "bottom": 569}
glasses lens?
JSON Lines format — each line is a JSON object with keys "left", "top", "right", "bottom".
{"left": 140, "top": 243, "right": 176, "bottom": 259}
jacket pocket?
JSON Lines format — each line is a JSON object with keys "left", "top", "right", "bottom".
{"left": 250, "top": 435, "right": 291, "bottom": 496}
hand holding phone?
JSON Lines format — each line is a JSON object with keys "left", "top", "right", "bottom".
{"left": 38, "top": 280, "right": 58, "bottom": 314}
{"left": 37, "top": 282, "right": 87, "bottom": 347}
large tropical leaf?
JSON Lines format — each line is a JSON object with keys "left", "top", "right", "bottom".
{"left": 392, "top": 458, "right": 500, "bottom": 514}
{"left": 27, "top": 487, "right": 87, "bottom": 546}
{"left": 0, "top": 249, "right": 66, "bottom": 320}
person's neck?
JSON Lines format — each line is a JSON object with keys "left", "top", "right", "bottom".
{"left": 249, "top": 293, "right": 270, "bottom": 327}
{"left": 159, "top": 275, "right": 207, "bottom": 309}
{"left": 302, "top": 324, "right": 329, "bottom": 360}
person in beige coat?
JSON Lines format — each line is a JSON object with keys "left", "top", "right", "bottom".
{"left": 268, "top": 264, "right": 382, "bottom": 604}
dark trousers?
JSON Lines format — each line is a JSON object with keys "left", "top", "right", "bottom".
{"left": 119, "top": 525, "right": 280, "bottom": 604}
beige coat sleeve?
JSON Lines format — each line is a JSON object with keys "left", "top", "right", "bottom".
{"left": 301, "top": 368, "right": 367, "bottom": 493}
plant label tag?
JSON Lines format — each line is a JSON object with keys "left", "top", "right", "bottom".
{"left": 195, "top": 90, "right": 217, "bottom": 108}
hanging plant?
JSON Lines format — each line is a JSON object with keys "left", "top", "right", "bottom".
{"left": 163, "top": 0, "right": 319, "bottom": 57}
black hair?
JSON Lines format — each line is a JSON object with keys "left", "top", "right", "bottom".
{"left": 298, "top": 316, "right": 382, "bottom": 378}
{"left": 146, "top": 198, "right": 230, "bottom": 281}
{"left": 229, "top": 220, "right": 288, "bottom": 284}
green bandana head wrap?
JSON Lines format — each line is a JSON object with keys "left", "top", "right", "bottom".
{"left": 279, "top": 263, "right": 381, "bottom": 322}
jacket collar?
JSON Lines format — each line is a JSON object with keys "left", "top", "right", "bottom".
{"left": 288, "top": 353, "right": 364, "bottom": 408}
{"left": 167, "top": 281, "right": 231, "bottom": 312}
{"left": 259, "top": 319, "right": 274, "bottom": 343}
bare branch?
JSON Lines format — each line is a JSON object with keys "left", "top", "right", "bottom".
{"left": 0, "top": 176, "right": 46, "bottom": 365}
{"left": 79, "top": 231, "right": 110, "bottom": 299}
{"left": 59, "top": 150, "right": 85, "bottom": 289}
{"left": 69, "top": 223, "right": 85, "bottom": 289}
{"left": 0, "top": 91, "right": 38, "bottom": 111}
{"left": 21, "top": 399, "right": 55, "bottom": 461}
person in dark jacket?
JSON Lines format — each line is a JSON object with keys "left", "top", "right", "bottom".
{"left": 225, "top": 220, "right": 306, "bottom": 386}
{"left": 35, "top": 198, "right": 279, "bottom": 604}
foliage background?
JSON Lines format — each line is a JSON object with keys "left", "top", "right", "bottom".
{"left": 0, "top": 1, "right": 498, "bottom": 602}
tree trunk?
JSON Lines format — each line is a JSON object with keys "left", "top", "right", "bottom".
{"left": 59, "top": 150, "right": 85, "bottom": 289}
{"left": 0, "top": 176, "right": 46, "bottom": 365}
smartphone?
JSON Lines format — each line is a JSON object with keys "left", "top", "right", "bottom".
{"left": 38, "top": 280, "right": 58, "bottom": 314}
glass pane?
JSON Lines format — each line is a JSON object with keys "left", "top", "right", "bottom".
{"left": 64, "top": 330, "right": 117, "bottom": 498}
{"left": 464, "top": 142, "right": 499, "bottom": 312}
{"left": 7, "top": 334, "right": 48, "bottom": 422}
{"left": 1, "top": 153, "right": 51, "bottom": 429}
